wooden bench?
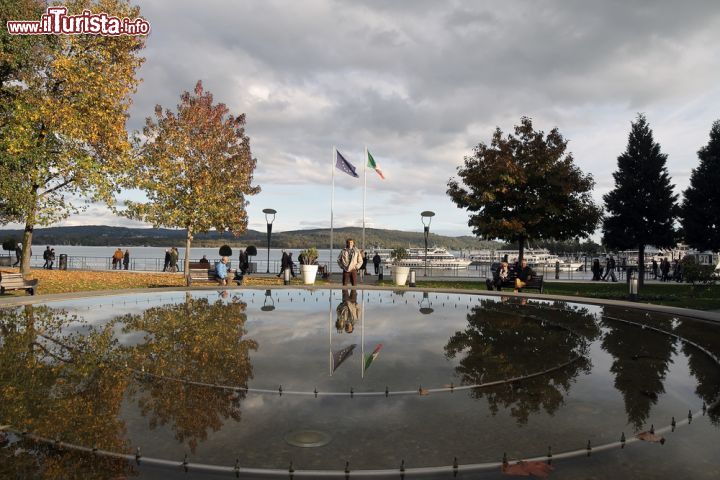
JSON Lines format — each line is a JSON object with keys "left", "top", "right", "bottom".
{"left": 188, "top": 268, "right": 242, "bottom": 286}
{"left": 500, "top": 274, "right": 544, "bottom": 293}
{"left": 0, "top": 272, "right": 38, "bottom": 295}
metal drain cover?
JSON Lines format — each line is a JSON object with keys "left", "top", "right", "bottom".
{"left": 284, "top": 430, "right": 332, "bottom": 448}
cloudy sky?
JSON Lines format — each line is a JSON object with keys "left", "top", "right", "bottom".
{"left": 9, "top": 0, "right": 720, "bottom": 237}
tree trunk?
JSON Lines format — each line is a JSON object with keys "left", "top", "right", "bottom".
{"left": 638, "top": 244, "right": 645, "bottom": 290}
{"left": 184, "top": 227, "right": 193, "bottom": 286}
{"left": 518, "top": 236, "right": 525, "bottom": 265}
{"left": 20, "top": 194, "right": 38, "bottom": 277}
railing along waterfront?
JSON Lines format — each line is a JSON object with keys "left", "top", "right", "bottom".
{"left": 10, "top": 254, "right": 669, "bottom": 282}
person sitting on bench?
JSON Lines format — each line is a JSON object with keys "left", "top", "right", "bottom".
{"left": 486, "top": 261, "right": 510, "bottom": 291}
{"left": 514, "top": 259, "right": 534, "bottom": 292}
{"left": 215, "top": 256, "right": 231, "bottom": 286}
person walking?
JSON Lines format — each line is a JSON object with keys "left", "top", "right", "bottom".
{"left": 372, "top": 251, "right": 382, "bottom": 275}
{"left": 43, "top": 246, "right": 51, "bottom": 269}
{"left": 163, "top": 249, "right": 171, "bottom": 272}
{"left": 288, "top": 252, "right": 296, "bottom": 278}
{"left": 358, "top": 250, "right": 368, "bottom": 282}
{"left": 277, "top": 250, "right": 289, "bottom": 277}
{"left": 603, "top": 256, "right": 617, "bottom": 282}
{"left": 123, "top": 249, "right": 130, "bottom": 270}
{"left": 652, "top": 259, "right": 659, "bottom": 280}
{"left": 13, "top": 243, "right": 22, "bottom": 267}
{"left": 591, "top": 259, "right": 602, "bottom": 281}
{"left": 169, "top": 247, "right": 179, "bottom": 272}
{"left": 48, "top": 248, "right": 56, "bottom": 270}
{"left": 337, "top": 238, "right": 363, "bottom": 286}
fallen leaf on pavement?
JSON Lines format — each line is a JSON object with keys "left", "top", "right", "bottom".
{"left": 636, "top": 431, "right": 665, "bottom": 444}
{"left": 501, "top": 460, "right": 554, "bottom": 478}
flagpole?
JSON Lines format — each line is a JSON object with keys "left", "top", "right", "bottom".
{"left": 329, "top": 290, "right": 333, "bottom": 376}
{"left": 330, "top": 146, "right": 336, "bottom": 277}
{"left": 361, "top": 289, "right": 365, "bottom": 379}
{"left": 362, "top": 146, "right": 367, "bottom": 251}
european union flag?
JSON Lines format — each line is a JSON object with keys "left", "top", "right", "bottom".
{"left": 336, "top": 150, "right": 359, "bottom": 178}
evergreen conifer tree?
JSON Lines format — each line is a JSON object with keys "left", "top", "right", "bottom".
{"left": 602, "top": 114, "right": 678, "bottom": 288}
{"left": 681, "top": 120, "right": 720, "bottom": 252}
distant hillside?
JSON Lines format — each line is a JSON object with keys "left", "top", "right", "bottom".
{"left": 0, "top": 225, "right": 500, "bottom": 250}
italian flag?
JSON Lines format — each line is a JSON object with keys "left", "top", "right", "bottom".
{"left": 364, "top": 343, "right": 383, "bottom": 373}
{"left": 367, "top": 150, "right": 385, "bottom": 180}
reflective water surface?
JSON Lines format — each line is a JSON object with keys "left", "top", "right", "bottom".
{"left": 1, "top": 289, "right": 719, "bottom": 479}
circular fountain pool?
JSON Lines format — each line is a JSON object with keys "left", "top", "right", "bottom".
{"left": 0, "top": 288, "right": 718, "bottom": 479}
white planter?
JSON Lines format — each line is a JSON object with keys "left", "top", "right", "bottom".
{"left": 392, "top": 265, "right": 410, "bottom": 285}
{"left": 300, "top": 264, "right": 319, "bottom": 285}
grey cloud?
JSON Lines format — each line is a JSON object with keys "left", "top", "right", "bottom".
{"left": 115, "top": 0, "right": 720, "bottom": 233}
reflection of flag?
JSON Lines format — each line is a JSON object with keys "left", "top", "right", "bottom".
{"left": 332, "top": 344, "right": 356, "bottom": 372}
{"left": 367, "top": 150, "right": 385, "bottom": 180}
{"left": 364, "top": 343, "right": 383, "bottom": 373}
{"left": 336, "top": 150, "right": 359, "bottom": 178}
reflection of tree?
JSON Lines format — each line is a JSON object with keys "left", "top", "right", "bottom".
{"left": 0, "top": 305, "right": 131, "bottom": 478}
{"left": 600, "top": 309, "right": 676, "bottom": 430}
{"left": 444, "top": 299, "right": 598, "bottom": 424}
{"left": 674, "top": 319, "right": 720, "bottom": 425}
{"left": 119, "top": 296, "right": 257, "bottom": 452}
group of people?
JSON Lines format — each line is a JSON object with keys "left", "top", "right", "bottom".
{"left": 42, "top": 246, "right": 56, "bottom": 269}
{"left": 654, "top": 258, "right": 683, "bottom": 282}
{"left": 485, "top": 258, "right": 535, "bottom": 292}
{"left": 591, "top": 256, "right": 618, "bottom": 282}
{"left": 111, "top": 248, "right": 130, "bottom": 270}
{"left": 163, "top": 247, "right": 180, "bottom": 272}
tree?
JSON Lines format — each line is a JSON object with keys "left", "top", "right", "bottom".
{"left": 0, "top": 0, "right": 146, "bottom": 275}
{"left": 681, "top": 120, "right": 720, "bottom": 252}
{"left": 447, "top": 117, "right": 601, "bottom": 263}
{"left": 602, "top": 114, "right": 679, "bottom": 288}
{"left": 122, "top": 81, "right": 260, "bottom": 284}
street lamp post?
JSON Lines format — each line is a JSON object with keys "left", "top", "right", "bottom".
{"left": 421, "top": 211, "right": 435, "bottom": 277}
{"left": 262, "top": 208, "right": 277, "bottom": 274}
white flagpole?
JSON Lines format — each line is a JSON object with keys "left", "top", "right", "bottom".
{"left": 362, "top": 146, "right": 367, "bottom": 251}
{"left": 361, "top": 289, "right": 365, "bottom": 379}
{"left": 330, "top": 146, "right": 336, "bottom": 276}
{"left": 329, "top": 290, "right": 333, "bottom": 376}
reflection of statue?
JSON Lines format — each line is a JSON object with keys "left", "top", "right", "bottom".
{"left": 336, "top": 289, "right": 360, "bottom": 333}
{"left": 0, "top": 306, "right": 132, "bottom": 477}
{"left": 601, "top": 307, "right": 676, "bottom": 430}
{"left": 121, "top": 297, "right": 257, "bottom": 452}
{"left": 444, "top": 299, "right": 598, "bottom": 424}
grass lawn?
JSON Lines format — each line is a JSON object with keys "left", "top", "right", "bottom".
{"left": 0, "top": 268, "right": 328, "bottom": 296}
{"left": 1, "top": 268, "right": 717, "bottom": 310}
{"left": 378, "top": 279, "right": 720, "bottom": 311}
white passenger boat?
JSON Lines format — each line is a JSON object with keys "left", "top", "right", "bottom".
{"left": 370, "top": 247, "right": 472, "bottom": 269}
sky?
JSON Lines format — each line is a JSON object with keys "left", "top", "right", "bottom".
{"left": 5, "top": 0, "right": 720, "bottom": 237}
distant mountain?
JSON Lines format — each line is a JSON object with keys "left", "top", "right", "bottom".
{"left": 0, "top": 225, "right": 499, "bottom": 250}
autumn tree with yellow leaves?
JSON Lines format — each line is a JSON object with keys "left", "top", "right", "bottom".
{"left": 122, "top": 81, "right": 260, "bottom": 283}
{"left": 0, "top": 0, "right": 146, "bottom": 274}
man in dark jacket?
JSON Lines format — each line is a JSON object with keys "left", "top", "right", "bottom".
{"left": 514, "top": 259, "right": 534, "bottom": 292}
{"left": 372, "top": 252, "right": 382, "bottom": 275}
